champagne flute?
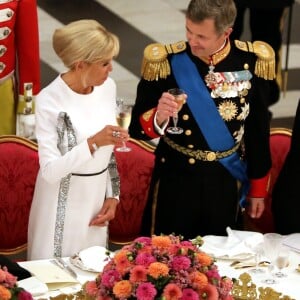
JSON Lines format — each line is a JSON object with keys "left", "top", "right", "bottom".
{"left": 261, "top": 233, "right": 282, "bottom": 284}
{"left": 115, "top": 102, "right": 132, "bottom": 152}
{"left": 166, "top": 88, "right": 186, "bottom": 134}
{"left": 274, "top": 245, "right": 290, "bottom": 278}
{"left": 245, "top": 242, "right": 265, "bottom": 274}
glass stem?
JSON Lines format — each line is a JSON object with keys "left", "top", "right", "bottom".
{"left": 173, "top": 114, "right": 178, "bottom": 128}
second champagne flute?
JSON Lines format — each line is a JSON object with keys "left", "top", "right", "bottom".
{"left": 115, "top": 103, "right": 132, "bottom": 152}
{"left": 166, "top": 88, "right": 185, "bottom": 134}
{"left": 261, "top": 233, "right": 282, "bottom": 284}
{"left": 274, "top": 245, "right": 290, "bottom": 278}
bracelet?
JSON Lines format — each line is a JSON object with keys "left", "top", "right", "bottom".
{"left": 92, "top": 142, "right": 99, "bottom": 152}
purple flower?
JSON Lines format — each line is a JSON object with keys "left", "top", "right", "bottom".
{"left": 136, "top": 282, "right": 157, "bottom": 300}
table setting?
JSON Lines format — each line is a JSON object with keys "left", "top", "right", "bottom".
{"left": 200, "top": 228, "right": 300, "bottom": 299}
{"left": 15, "top": 230, "right": 300, "bottom": 300}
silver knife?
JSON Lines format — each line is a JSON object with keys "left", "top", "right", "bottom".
{"left": 51, "top": 257, "right": 78, "bottom": 279}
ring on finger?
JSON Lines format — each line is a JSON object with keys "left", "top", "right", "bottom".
{"left": 112, "top": 130, "right": 119, "bottom": 137}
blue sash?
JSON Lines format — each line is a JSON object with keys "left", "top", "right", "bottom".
{"left": 171, "top": 52, "right": 249, "bottom": 206}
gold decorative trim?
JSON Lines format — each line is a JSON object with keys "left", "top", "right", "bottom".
{"left": 232, "top": 272, "right": 295, "bottom": 300}
{"left": 0, "top": 134, "right": 38, "bottom": 150}
{"left": 200, "top": 39, "right": 231, "bottom": 65}
{"left": 163, "top": 136, "right": 240, "bottom": 161}
{"left": 141, "top": 41, "right": 186, "bottom": 81}
{"left": 234, "top": 40, "right": 275, "bottom": 80}
{"left": 270, "top": 127, "right": 292, "bottom": 137}
{"left": 0, "top": 244, "right": 27, "bottom": 256}
{"left": 142, "top": 108, "right": 155, "bottom": 122}
{"left": 129, "top": 137, "right": 156, "bottom": 152}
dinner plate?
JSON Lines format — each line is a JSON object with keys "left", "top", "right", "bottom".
{"left": 70, "top": 246, "right": 113, "bottom": 273}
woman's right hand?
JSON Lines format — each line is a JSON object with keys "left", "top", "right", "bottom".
{"left": 88, "top": 125, "right": 129, "bottom": 151}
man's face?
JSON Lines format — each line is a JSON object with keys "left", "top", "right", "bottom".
{"left": 186, "top": 18, "right": 232, "bottom": 59}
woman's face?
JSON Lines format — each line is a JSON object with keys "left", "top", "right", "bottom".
{"left": 81, "top": 58, "right": 113, "bottom": 88}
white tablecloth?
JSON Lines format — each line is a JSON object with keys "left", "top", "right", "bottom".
{"left": 18, "top": 232, "right": 300, "bottom": 300}
{"left": 216, "top": 251, "right": 300, "bottom": 299}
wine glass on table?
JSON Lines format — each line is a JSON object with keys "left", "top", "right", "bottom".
{"left": 245, "top": 241, "right": 265, "bottom": 274}
{"left": 261, "top": 233, "right": 282, "bottom": 285}
{"left": 115, "top": 101, "right": 132, "bottom": 152}
{"left": 166, "top": 88, "right": 186, "bottom": 134}
{"left": 274, "top": 245, "right": 290, "bottom": 278}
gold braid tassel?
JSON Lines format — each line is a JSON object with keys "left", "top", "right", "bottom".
{"left": 253, "top": 41, "right": 276, "bottom": 80}
{"left": 141, "top": 43, "right": 170, "bottom": 81}
{"left": 141, "top": 41, "right": 186, "bottom": 81}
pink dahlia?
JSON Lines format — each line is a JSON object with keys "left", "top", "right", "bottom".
{"left": 163, "top": 283, "right": 183, "bottom": 300}
{"left": 135, "top": 252, "right": 156, "bottom": 267}
{"left": 199, "top": 283, "right": 219, "bottom": 300}
{"left": 136, "top": 282, "right": 157, "bottom": 300}
{"left": 171, "top": 255, "right": 191, "bottom": 271}
{"left": 101, "top": 270, "right": 121, "bottom": 288}
{"left": 129, "top": 265, "right": 147, "bottom": 283}
{"left": 181, "top": 288, "right": 200, "bottom": 300}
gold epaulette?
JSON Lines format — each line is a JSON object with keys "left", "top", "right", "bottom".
{"left": 234, "top": 40, "right": 276, "bottom": 80}
{"left": 141, "top": 41, "right": 186, "bottom": 81}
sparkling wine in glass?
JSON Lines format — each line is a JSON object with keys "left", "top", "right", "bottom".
{"left": 274, "top": 245, "right": 290, "bottom": 278}
{"left": 116, "top": 103, "right": 132, "bottom": 152}
{"left": 166, "top": 88, "right": 186, "bottom": 134}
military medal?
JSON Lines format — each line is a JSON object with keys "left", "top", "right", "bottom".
{"left": 204, "top": 62, "right": 217, "bottom": 90}
{"left": 206, "top": 69, "right": 253, "bottom": 99}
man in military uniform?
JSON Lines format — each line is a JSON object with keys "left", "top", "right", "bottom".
{"left": 129, "top": 0, "right": 274, "bottom": 239}
{"left": 0, "top": 0, "right": 40, "bottom": 139}
{"left": 232, "top": 0, "right": 295, "bottom": 107}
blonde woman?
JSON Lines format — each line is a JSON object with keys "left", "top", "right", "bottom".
{"left": 28, "top": 20, "right": 128, "bottom": 260}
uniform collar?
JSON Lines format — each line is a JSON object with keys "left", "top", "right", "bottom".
{"left": 199, "top": 39, "right": 231, "bottom": 65}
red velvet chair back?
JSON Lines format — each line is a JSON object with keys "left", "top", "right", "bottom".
{"left": 0, "top": 135, "right": 39, "bottom": 256}
{"left": 110, "top": 138, "right": 155, "bottom": 244}
{"left": 244, "top": 128, "right": 292, "bottom": 233}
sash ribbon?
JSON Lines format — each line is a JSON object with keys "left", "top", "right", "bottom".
{"left": 171, "top": 52, "right": 249, "bottom": 206}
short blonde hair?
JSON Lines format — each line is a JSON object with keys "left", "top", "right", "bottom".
{"left": 53, "top": 19, "right": 120, "bottom": 69}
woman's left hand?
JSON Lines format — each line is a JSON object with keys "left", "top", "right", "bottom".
{"left": 89, "top": 197, "right": 119, "bottom": 226}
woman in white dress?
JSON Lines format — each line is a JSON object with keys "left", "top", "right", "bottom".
{"left": 27, "top": 19, "right": 129, "bottom": 260}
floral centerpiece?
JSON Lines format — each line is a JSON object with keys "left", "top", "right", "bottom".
{"left": 0, "top": 265, "right": 33, "bottom": 300}
{"left": 83, "top": 234, "right": 233, "bottom": 300}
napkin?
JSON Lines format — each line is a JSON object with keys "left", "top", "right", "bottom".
{"left": 70, "top": 246, "right": 111, "bottom": 272}
{"left": 18, "top": 276, "right": 49, "bottom": 296}
{"left": 201, "top": 227, "right": 264, "bottom": 260}
{"left": 21, "top": 261, "right": 78, "bottom": 290}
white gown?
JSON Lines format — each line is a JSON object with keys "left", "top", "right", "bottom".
{"left": 28, "top": 75, "right": 118, "bottom": 260}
